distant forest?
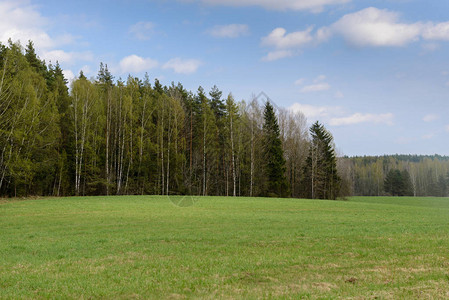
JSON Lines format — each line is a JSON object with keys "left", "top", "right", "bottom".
{"left": 0, "top": 40, "right": 447, "bottom": 198}
{"left": 341, "top": 155, "right": 449, "bottom": 197}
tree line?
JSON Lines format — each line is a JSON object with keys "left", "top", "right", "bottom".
{"left": 339, "top": 155, "right": 449, "bottom": 197}
{"left": 0, "top": 40, "right": 342, "bottom": 199}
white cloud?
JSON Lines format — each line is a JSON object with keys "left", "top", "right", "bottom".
{"left": 262, "top": 27, "right": 314, "bottom": 49}
{"left": 41, "top": 50, "right": 93, "bottom": 66}
{"left": 315, "top": 26, "right": 332, "bottom": 43}
{"left": 329, "top": 113, "right": 394, "bottom": 126}
{"left": 330, "top": 7, "right": 449, "bottom": 47}
{"left": 119, "top": 55, "right": 159, "bottom": 74}
{"left": 331, "top": 7, "right": 422, "bottom": 47}
{"left": 129, "top": 22, "right": 155, "bottom": 41}
{"left": 207, "top": 24, "right": 249, "bottom": 38}
{"left": 195, "top": 0, "right": 350, "bottom": 12}
{"left": 260, "top": 7, "right": 449, "bottom": 60}
{"left": 262, "top": 50, "right": 294, "bottom": 61}
{"left": 422, "top": 21, "right": 449, "bottom": 41}
{"left": 294, "top": 78, "right": 305, "bottom": 86}
{"left": 293, "top": 75, "right": 331, "bottom": 93}
{"left": 163, "top": 58, "right": 201, "bottom": 74}
{"left": 0, "top": 0, "right": 74, "bottom": 50}
{"left": 261, "top": 27, "right": 326, "bottom": 60}
{"left": 290, "top": 103, "right": 393, "bottom": 127}
{"left": 289, "top": 103, "right": 343, "bottom": 120}
{"left": 422, "top": 114, "right": 439, "bottom": 122}
{"left": 301, "top": 83, "right": 331, "bottom": 93}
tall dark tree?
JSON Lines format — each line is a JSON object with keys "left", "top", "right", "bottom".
{"left": 209, "top": 85, "right": 226, "bottom": 119}
{"left": 384, "top": 169, "right": 413, "bottom": 196}
{"left": 24, "top": 40, "right": 47, "bottom": 77}
{"left": 302, "top": 121, "right": 340, "bottom": 200}
{"left": 95, "top": 62, "right": 115, "bottom": 195}
{"left": 48, "top": 62, "right": 72, "bottom": 196}
{"left": 262, "top": 101, "right": 289, "bottom": 197}
{"left": 209, "top": 86, "right": 227, "bottom": 195}
{"left": 384, "top": 169, "right": 402, "bottom": 196}
{"left": 436, "top": 175, "right": 448, "bottom": 197}
{"left": 401, "top": 169, "right": 413, "bottom": 196}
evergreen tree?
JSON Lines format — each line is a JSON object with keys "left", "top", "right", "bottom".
{"left": 24, "top": 40, "right": 47, "bottom": 77}
{"left": 209, "top": 85, "right": 226, "bottom": 119}
{"left": 47, "top": 62, "right": 72, "bottom": 196}
{"left": 436, "top": 175, "right": 448, "bottom": 197}
{"left": 384, "top": 169, "right": 413, "bottom": 196}
{"left": 209, "top": 86, "right": 227, "bottom": 195}
{"left": 225, "top": 94, "right": 240, "bottom": 196}
{"left": 302, "top": 121, "right": 340, "bottom": 200}
{"left": 401, "top": 169, "right": 413, "bottom": 196}
{"left": 97, "top": 62, "right": 113, "bottom": 86}
{"left": 79, "top": 70, "right": 86, "bottom": 80}
{"left": 262, "top": 101, "right": 289, "bottom": 197}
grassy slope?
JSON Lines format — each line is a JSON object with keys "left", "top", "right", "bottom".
{"left": 1, "top": 196, "right": 449, "bottom": 299}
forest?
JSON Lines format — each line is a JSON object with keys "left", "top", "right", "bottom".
{"left": 342, "top": 155, "right": 449, "bottom": 197}
{"left": 0, "top": 40, "right": 447, "bottom": 199}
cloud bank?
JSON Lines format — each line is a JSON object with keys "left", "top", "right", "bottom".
{"left": 262, "top": 7, "right": 449, "bottom": 60}
{"left": 290, "top": 103, "right": 394, "bottom": 126}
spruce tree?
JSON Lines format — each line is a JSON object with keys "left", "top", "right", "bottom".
{"left": 401, "top": 169, "right": 414, "bottom": 196}
{"left": 302, "top": 121, "right": 340, "bottom": 200}
{"left": 25, "top": 40, "right": 47, "bottom": 77}
{"left": 262, "top": 101, "right": 289, "bottom": 197}
{"left": 384, "top": 169, "right": 404, "bottom": 196}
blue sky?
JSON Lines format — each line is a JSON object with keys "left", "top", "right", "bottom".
{"left": 1, "top": 0, "right": 449, "bottom": 156}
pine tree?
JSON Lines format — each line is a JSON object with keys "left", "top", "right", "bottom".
{"left": 262, "top": 101, "right": 289, "bottom": 197}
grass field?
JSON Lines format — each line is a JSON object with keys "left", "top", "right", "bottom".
{"left": 1, "top": 196, "right": 449, "bottom": 299}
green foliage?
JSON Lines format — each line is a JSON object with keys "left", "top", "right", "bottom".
{"left": 3, "top": 40, "right": 448, "bottom": 199}
{"left": 384, "top": 169, "right": 413, "bottom": 196}
{"left": 346, "top": 155, "right": 449, "bottom": 197}
{"left": 262, "top": 101, "right": 289, "bottom": 197}
{"left": 302, "top": 121, "right": 340, "bottom": 200}
{"left": 24, "top": 41, "right": 47, "bottom": 77}
{"left": 0, "top": 40, "right": 342, "bottom": 198}
{"left": 0, "top": 41, "right": 59, "bottom": 196}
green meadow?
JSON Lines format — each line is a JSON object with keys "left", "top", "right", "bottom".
{"left": 1, "top": 196, "right": 449, "bottom": 299}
